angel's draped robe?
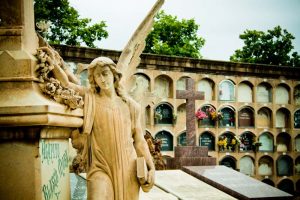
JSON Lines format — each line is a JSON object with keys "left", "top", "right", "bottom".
{"left": 84, "top": 92, "right": 140, "bottom": 200}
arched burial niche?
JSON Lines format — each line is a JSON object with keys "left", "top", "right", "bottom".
{"left": 277, "top": 179, "right": 294, "bottom": 196}
{"left": 276, "top": 155, "right": 293, "bottom": 176}
{"left": 220, "top": 156, "right": 236, "bottom": 170}
{"left": 275, "top": 83, "right": 290, "bottom": 104}
{"left": 294, "top": 109, "right": 300, "bottom": 129}
{"left": 257, "top": 82, "right": 272, "bottom": 103}
{"left": 176, "top": 76, "right": 189, "bottom": 90}
{"left": 296, "top": 180, "right": 300, "bottom": 197}
{"left": 154, "top": 103, "right": 174, "bottom": 125}
{"left": 258, "top": 132, "right": 274, "bottom": 152}
{"left": 295, "top": 135, "right": 300, "bottom": 152}
{"left": 219, "top": 79, "right": 235, "bottom": 101}
{"left": 219, "top": 106, "right": 235, "bottom": 127}
{"left": 155, "top": 130, "right": 173, "bottom": 151}
{"left": 239, "top": 156, "right": 255, "bottom": 176}
{"left": 295, "top": 157, "right": 300, "bottom": 175}
{"left": 177, "top": 131, "right": 186, "bottom": 146}
{"left": 275, "top": 108, "right": 290, "bottom": 128}
{"left": 261, "top": 179, "right": 275, "bottom": 187}
{"left": 154, "top": 74, "right": 173, "bottom": 98}
{"left": 198, "top": 105, "right": 216, "bottom": 127}
{"left": 276, "top": 132, "right": 291, "bottom": 152}
{"left": 258, "top": 156, "right": 273, "bottom": 176}
{"left": 197, "top": 78, "right": 215, "bottom": 100}
{"left": 239, "top": 131, "right": 255, "bottom": 152}
{"left": 294, "top": 84, "right": 300, "bottom": 105}
{"left": 200, "top": 131, "right": 215, "bottom": 151}
{"left": 238, "top": 107, "right": 255, "bottom": 128}
{"left": 257, "top": 107, "right": 272, "bottom": 128}
{"left": 237, "top": 81, "right": 253, "bottom": 103}
{"left": 218, "top": 132, "right": 236, "bottom": 152}
{"left": 130, "top": 73, "right": 150, "bottom": 100}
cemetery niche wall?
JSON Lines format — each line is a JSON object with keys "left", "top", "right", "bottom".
{"left": 154, "top": 103, "right": 174, "bottom": 124}
{"left": 219, "top": 107, "right": 235, "bottom": 127}
{"left": 197, "top": 78, "right": 215, "bottom": 100}
{"left": 219, "top": 156, "right": 236, "bottom": 169}
{"left": 294, "top": 109, "right": 300, "bottom": 128}
{"left": 197, "top": 105, "right": 216, "bottom": 127}
{"left": 200, "top": 131, "right": 215, "bottom": 151}
{"left": 238, "top": 107, "right": 255, "bottom": 127}
{"left": 237, "top": 81, "right": 253, "bottom": 103}
{"left": 257, "top": 107, "right": 272, "bottom": 128}
{"left": 257, "top": 82, "right": 272, "bottom": 103}
{"left": 155, "top": 130, "right": 173, "bottom": 151}
{"left": 53, "top": 43, "right": 300, "bottom": 196}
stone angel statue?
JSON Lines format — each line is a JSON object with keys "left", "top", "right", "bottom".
{"left": 36, "top": 0, "right": 164, "bottom": 199}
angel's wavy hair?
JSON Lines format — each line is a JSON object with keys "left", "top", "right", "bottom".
{"left": 87, "top": 57, "right": 127, "bottom": 101}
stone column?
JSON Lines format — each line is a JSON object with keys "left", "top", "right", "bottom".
{"left": 0, "top": 0, "right": 83, "bottom": 199}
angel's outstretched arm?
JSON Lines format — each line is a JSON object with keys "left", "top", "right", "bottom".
{"left": 52, "top": 60, "right": 86, "bottom": 96}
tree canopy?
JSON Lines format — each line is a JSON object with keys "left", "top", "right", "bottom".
{"left": 144, "top": 11, "right": 205, "bottom": 58}
{"left": 230, "top": 26, "right": 300, "bottom": 67}
{"left": 34, "top": 0, "right": 108, "bottom": 48}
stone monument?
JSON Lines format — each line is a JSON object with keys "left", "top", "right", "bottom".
{"left": 0, "top": 0, "right": 82, "bottom": 199}
{"left": 165, "top": 78, "right": 217, "bottom": 169}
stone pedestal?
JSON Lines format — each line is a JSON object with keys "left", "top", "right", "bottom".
{"left": 165, "top": 146, "right": 216, "bottom": 169}
{"left": 0, "top": 127, "right": 76, "bottom": 200}
{"left": 0, "top": 1, "right": 83, "bottom": 199}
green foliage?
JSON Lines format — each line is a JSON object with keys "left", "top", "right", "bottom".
{"left": 34, "top": 0, "right": 108, "bottom": 48}
{"left": 144, "top": 11, "right": 205, "bottom": 58}
{"left": 230, "top": 26, "right": 300, "bottom": 67}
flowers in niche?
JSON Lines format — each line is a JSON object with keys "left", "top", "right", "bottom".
{"left": 195, "top": 109, "right": 208, "bottom": 120}
{"left": 206, "top": 107, "right": 223, "bottom": 121}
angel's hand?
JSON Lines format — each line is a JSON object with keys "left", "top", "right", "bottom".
{"left": 141, "top": 169, "right": 155, "bottom": 192}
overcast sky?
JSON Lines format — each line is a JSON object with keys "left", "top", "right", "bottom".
{"left": 69, "top": 0, "right": 300, "bottom": 61}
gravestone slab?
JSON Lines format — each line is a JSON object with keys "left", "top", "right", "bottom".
{"left": 183, "top": 166, "right": 293, "bottom": 200}
{"left": 70, "top": 173, "right": 179, "bottom": 200}
{"left": 155, "top": 170, "right": 236, "bottom": 200}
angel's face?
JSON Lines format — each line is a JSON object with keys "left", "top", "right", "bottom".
{"left": 93, "top": 65, "right": 114, "bottom": 91}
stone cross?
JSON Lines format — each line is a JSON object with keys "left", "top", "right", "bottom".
{"left": 176, "top": 78, "right": 204, "bottom": 146}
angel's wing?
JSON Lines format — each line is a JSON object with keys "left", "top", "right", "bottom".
{"left": 116, "top": 0, "right": 165, "bottom": 90}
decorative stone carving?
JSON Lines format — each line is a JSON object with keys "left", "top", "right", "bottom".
{"left": 35, "top": 47, "right": 84, "bottom": 109}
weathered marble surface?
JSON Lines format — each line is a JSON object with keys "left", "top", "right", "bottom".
{"left": 183, "top": 166, "right": 293, "bottom": 200}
